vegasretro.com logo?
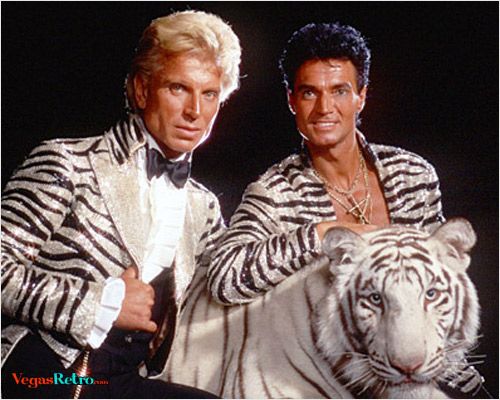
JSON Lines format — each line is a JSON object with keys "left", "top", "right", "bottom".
{"left": 10, "top": 372, "right": 108, "bottom": 389}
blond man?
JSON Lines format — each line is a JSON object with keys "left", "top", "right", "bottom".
{"left": 2, "top": 10, "right": 240, "bottom": 398}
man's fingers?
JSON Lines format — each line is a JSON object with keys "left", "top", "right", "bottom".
{"left": 121, "top": 266, "right": 138, "bottom": 279}
{"left": 115, "top": 267, "right": 157, "bottom": 333}
{"left": 114, "top": 308, "right": 158, "bottom": 333}
{"left": 143, "top": 320, "right": 158, "bottom": 333}
{"left": 146, "top": 285, "right": 155, "bottom": 301}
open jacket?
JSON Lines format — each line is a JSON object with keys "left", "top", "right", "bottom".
{"left": 1, "top": 115, "right": 224, "bottom": 371}
{"left": 208, "top": 132, "right": 445, "bottom": 305}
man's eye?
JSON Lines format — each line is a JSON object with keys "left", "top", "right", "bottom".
{"left": 302, "top": 90, "right": 315, "bottom": 99}
{"left": 334, "top": 88, "right": 348, "bottom": 96}
{"left": 170, "top": 84, "right": 184, "bottom": 93}
{"left": 204, "top": 91, "right": 219, "bottom": 100}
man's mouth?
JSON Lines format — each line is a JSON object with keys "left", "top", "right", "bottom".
{"left": 312, "top": 121, "right": 339, "bottom": 128}
{"left": 176, "top": 125, "right": 200, "bottom": 132}
{"left": 175, "top": 126, "right": 202, "bottom": 137}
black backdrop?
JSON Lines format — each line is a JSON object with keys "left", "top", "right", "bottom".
{"left": 2, "top": 2, "right": 498, "bottom": 397}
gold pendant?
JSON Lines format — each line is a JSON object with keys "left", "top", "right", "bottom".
{"left": 346, "top": 194, "right": 371, "bottom": 224}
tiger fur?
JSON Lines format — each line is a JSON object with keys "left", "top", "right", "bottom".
{"left": 162, "top": 218, "right": 481, "bottom": 398}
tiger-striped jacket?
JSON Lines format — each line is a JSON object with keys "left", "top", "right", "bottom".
{"left": 208, "top": 132, "right": 445, "bottom": 304}
{"left": 1, "top": 115, "right": 225, "bottom": 369}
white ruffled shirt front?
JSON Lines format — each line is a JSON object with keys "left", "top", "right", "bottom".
{"left": 87, "top": 131, "right": 188, "bottom": 349}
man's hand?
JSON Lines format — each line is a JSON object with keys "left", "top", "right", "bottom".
{"left": 316, "top": 221, "right": 380, "bottom": 241}
{"left": 114, "top": 266, "right": 157, "bottom": 333}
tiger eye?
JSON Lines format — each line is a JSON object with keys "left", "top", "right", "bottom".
{"left": 368, "top": 292, "right": 382, "bottom": 305}
{"left": 425, "top": 288, "right": 438, "bottom": 300}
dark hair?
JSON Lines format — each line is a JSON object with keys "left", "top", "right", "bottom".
{"left": 279, "top": 22, "right": 371, "bottom": 92}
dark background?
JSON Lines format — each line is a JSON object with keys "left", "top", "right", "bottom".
{"left": 2, "top": 2, "right": 498, "bottom": 397}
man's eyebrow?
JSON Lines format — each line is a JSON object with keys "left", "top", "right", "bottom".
{"left": 203, "top": 86, "right": 221, "bottom": 93}
{"left": 159, "top": 78, "right": 179, "bottom": 86}
{"left": 296, "top": 84, "right": 316, "bottom": 91}
{"left": 296, "top": 82, "right": 353, "bottom": 91}
{"left": 158, "top": 79, "right": 220, "bottom": 93}
{"left": 333, "top": 82, "right": 352, "bottom": 89}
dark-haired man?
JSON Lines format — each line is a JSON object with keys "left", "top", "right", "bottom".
{"left": 207, "top": 22, "right": 445, "bottom": 304}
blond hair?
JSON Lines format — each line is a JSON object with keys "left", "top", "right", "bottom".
{"left": 125, "top": 10, "right": 241, "bottom": 111}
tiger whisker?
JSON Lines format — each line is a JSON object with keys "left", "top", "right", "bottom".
{"left": 325, "top": 350, "right": 369, "bottom": 358}
{"left": 452, "top": 360, "right": 485, "bottom": 367}
{"left": 464, "top": 354, "right": 487, "bottom": 359}
{"left": 340, "top": 363, "right": 370, "bottom": 379}
{"left": 331, "top": 357, "right": 370, "bottom": 381}
{"left": 356, "top": 374, "right": 377, "bottom": 396}
{"left": 443, "top": 339, "right": 481, "bottom": 354}
{"left": 441, "top": 349, "right": 484, "bottom": 364}
{"left": 353, "top": 375, "right": 373, "bottom": 394}
{"left": 331, "top": 369, "right": 345, "bottom": 381}
{"left": 472, "top": 383, "right": 483, "bottom": 397}
{"left": 442, "top": 341, "right": 468, "bottom": 352}
{"left": 477, "top": 383, "right": 494, "bottom": 399}
{"left": 343, "top": 370, "right": 373, "bottom": 389}
{"left": 438, "top": 370, "right": 458, "bottom": 379}
{"left": 443, "top": 360, "right": 485, "bottom": 369}
{"left": 343, "top": 358, "right": 370, "bottom": 367}
{"left": 372, "top": 377, "right": 387, "bottom": 398}
{"left": 443, "top": 359, "right": 473, "bottom": 365}
{"left": 461, "top": 343, "right": 481, "bottom": 354}
{"left": 379, "top": 379, "right": 389, "bottom": 398}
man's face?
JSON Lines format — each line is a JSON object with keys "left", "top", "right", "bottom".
{"left": 288, "top": 58, "right": 367, "bottom": 154}
{"left": 134, "top": 52, "right": 222, "bottom": 158}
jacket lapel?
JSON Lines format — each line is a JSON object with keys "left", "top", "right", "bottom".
{"left": 174, "top": 189, "right": 195, "bottom": 276}
{"left": 89, "top": 116, "right": 149, "bottom": 269}
{"left": 172, "top": 186, "right": 206, "bottom": 300}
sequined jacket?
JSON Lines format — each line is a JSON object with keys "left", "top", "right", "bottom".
{"left": 208, "top": 133, "right": 445, "bottom": 304}
{"left": 1, "top": 115, "right": 225, "bottom": 370}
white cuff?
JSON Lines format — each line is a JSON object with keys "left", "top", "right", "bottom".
{"left": 87, "top": 277, "right": 125, "bottom": 349}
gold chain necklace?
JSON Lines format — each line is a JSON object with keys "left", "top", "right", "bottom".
{"left": 331, "top": 150, "right": 363, "bottom": 195}
{"left": 313, "top": 150, "right": 373, "bottom": 224}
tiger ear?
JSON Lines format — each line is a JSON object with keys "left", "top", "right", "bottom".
{"left": 431, "top": 218, "right": 477, "bottom": 272}
{"left": 322, "top": 227, "right": 366, "bottom": 274}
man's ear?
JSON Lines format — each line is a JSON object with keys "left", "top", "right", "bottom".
{"left": 133, "top": 74, "right": 149, "bottom": 110}
{"left": 323, "top": 227, "right": 366, "bottom": 275}
{"left": 431, "top": 218, "right": 477, "bottom": 272}
{"left": 286, "top": 89, "right": 296, "bottom": 115}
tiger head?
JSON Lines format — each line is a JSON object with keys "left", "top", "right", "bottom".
{"left": 315, "top": 218, "right": 480, "bottom": 398}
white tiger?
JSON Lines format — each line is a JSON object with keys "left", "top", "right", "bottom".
{"left": 161, "top": 218, "right": 482, "bottom": 398}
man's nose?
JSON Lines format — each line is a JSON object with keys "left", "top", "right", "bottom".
{"left": 184, "top": 93, "right": 201, "bottom": 120}
{"left": 316, "top": 93, "right": 334, "bottom": 114}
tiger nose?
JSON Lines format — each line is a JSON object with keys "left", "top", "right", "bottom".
{"left": 389, "top": 356, "right": 424, "bottom": 375}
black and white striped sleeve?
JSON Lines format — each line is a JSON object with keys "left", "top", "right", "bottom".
{"left": 1, "top": 141, "right": 102, "bottom": 346}
{"left": 422, "top": 163, "right": 445, "bottom": 232}
{"left": 207, "top": 180, "right": 322, "bottom": 305}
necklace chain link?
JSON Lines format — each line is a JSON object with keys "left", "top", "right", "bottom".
{"left": 312, "top": 149, "right": 373, "bottom": 225}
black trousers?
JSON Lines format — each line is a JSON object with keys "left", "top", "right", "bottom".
{"left": 1, "top": 333, "right": 218, "bottom": 399}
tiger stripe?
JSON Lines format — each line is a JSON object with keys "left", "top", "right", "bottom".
{"left": 1, "top": 115, "right": 225, "bottom": 369}
{"left": 208, "top": 132, "right": 444, "bottom": 305}
{"left": 167, "top": 222, "right": 481, "bottom": 398}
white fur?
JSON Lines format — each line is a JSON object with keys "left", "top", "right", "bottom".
{"left": 163, "top": 256, "right": 351, "bottom": 398}
{"left": 162, "top": 219, "right": 480, "bottom": 399}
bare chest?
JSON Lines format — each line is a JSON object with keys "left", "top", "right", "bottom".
{"left": 328, "top": 169, "right": 390, "bottom": 226}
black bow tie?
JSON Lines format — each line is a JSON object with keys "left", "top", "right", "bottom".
{"left": 146, "top": 148, "right": 190, "bottom": 188}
